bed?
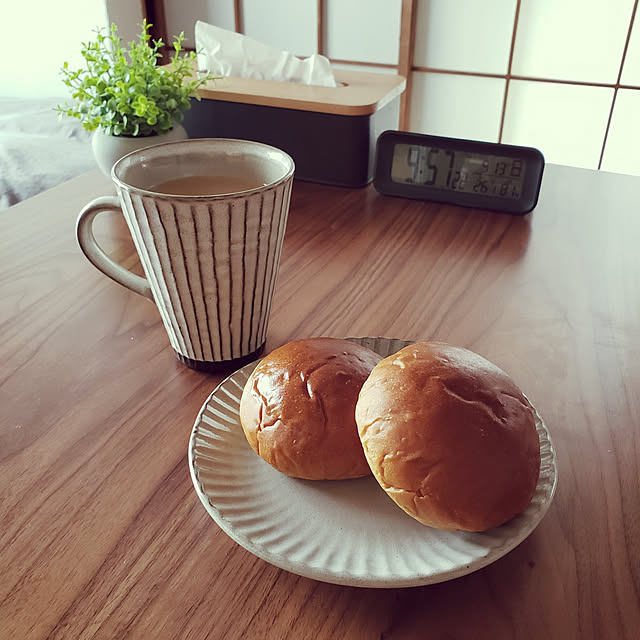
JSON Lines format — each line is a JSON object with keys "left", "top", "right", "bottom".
{"left": 0, "top": 96, "right": 95, "bottom": 210}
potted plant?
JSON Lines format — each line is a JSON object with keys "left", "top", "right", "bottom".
{"left": 57, "top": 20, "right": 213, "bottom": 175}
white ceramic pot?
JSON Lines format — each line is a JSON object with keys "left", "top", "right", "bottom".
{"left": 91, "top": 123, "right": 188, "bottom": 177}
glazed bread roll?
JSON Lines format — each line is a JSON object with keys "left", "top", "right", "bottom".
{"left": 356, "top": 342, "right": 541, "bottom": 531}
{"left": 239, "top": 337, "right": 382, "bottom": 480}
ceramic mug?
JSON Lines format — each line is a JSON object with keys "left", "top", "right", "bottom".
{"left": 76, "top": 138, "right": 295, "bottom": 371}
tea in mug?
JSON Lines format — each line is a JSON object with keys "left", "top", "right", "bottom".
{"left": 151, "top": 175, "right": 265, "bottom": 196}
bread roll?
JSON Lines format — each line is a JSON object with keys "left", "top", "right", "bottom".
{"left": 355, "top": 342, "right": 540, "bottom": 531}
{"left": 239, "top": 337, "right": 382, "bottom": 480}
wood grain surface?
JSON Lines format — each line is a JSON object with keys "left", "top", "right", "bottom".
{"left": 194, "top": 68, "right": 406, "bottom": 115}
{"left": 1, "top": 165, "right": 639, "bottom": 639}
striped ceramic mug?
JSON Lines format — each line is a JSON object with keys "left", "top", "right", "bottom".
{"left": 77, "top": 138, "right": 295, "bottom": 371}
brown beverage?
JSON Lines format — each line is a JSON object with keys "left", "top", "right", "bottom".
{"left": 150, "top": 175, "right": 264, "bottom": 196}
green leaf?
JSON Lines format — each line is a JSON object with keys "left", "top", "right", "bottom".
{"left": 56, "top": 20, "right": 217, "bottom": 136}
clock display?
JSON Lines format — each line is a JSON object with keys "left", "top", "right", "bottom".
{"left": 391, "top": 144, "right": 525, "bottom": 199}
{"left": 374, "top": 131, "right": 545, "bottom": 215}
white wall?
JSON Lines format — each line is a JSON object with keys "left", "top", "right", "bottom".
{"left": 0, "top": 0, "right": 145, "bottom": 98}
{"left": 1, "top": 0, "right": 107, "bottom": 97}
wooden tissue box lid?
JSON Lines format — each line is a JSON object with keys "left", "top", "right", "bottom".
{"left": 195, "top": 68, "right": 406, "bottom": 116}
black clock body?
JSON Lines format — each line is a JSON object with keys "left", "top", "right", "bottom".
{"left": 374, "top": 130, "right": 545, "bottom": 215}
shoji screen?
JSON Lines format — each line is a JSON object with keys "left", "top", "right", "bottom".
{"left": 130, "top": 0, "right": 640, "bottom": 175}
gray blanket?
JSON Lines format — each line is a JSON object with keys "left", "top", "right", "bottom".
{"left": 0, "top": 97, "right": 95, "bottom": 210}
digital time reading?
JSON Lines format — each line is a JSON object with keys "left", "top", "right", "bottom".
{"left": 374, "top": 131, "right": 545, "bottom": 215}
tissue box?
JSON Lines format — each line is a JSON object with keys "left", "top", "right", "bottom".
{"left": 182, "top": 69, "right": 406, "bottom": 187}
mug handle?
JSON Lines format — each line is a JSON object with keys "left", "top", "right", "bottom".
{"left": 76, "top": 196, "right": 153, "bottom": 300}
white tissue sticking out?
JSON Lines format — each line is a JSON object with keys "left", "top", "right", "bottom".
{"left": 195, "top": 21, "right": 337, "bottom": 87}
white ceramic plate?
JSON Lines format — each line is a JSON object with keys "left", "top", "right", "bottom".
{"left": 188, "top": 337, "right": 558, "bottom": 588}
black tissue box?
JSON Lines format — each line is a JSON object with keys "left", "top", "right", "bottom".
{"left": 182, "top": 69, "right": 406, "bottom": 188}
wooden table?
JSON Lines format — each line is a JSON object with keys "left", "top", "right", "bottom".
{"left": 1, "top": 165, "right": 638, "bottom": 639}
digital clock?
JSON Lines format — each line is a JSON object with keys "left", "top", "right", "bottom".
{"left": 373, "top": 131, "right": 545, "bottom": 214}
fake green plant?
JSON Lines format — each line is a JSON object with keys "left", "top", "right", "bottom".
{"left": 57, "top": 20, "right": 212, "bottom": 137}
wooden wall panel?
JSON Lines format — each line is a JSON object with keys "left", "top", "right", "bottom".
{"left": 398, "top": 0, "right": 417, "bottom": 130}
